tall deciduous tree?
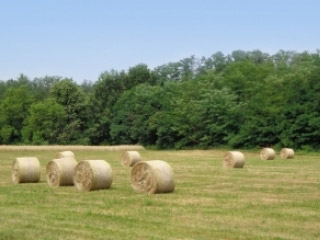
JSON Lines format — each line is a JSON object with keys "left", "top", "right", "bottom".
{"left": 111, "top": 84, "right": 162, "bottom": 145}
{"left": 88, "top": 70, "right": 125, "bottom": 144}
{"left": 125, "top": 64, "right": 156, "bottom": 89}
{"left": 153, "top": 80, "right": 242, "bottom": 149}
{"left": 22, "top": 99, "right": 66, "bottom": 144}
{"left": 50, "top": 78, "right": 89, "bottom": 144}
{"left": 0, "top": 86, "right": 34, "bottom": 143}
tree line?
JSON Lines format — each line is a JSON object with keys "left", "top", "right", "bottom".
{"left": 1, "top": 50, "right": 320, "bottom": 150}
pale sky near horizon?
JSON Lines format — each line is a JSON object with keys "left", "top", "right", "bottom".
{"left": 0, "top": 0, "right": 319, "bottom": 83}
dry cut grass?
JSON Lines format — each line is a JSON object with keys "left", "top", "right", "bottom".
{"left": 0, "top": 149, "right": 319, "bottom": 240}
{"left": 0, "top": 145, "right": 145, "bottom": 151}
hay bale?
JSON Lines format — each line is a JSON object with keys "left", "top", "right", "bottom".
{"left": 73, "top": 160, "right": 113, "bottom": 191}
{"left": 46, "top": 157, "right": 78, "bottom": 187}
{"left": 56, "top": 151, "right": 75, "bottom": 159}
{"left": 131, "top": 160, "right": 175, "bottom": 194}
{"left": 223, "top": 151, "right": 245, "bottom": 168}
{"left": 12, "top": 157, "right": 41, "bottom": 184}
{"left": 260, "top": 148, "right": 275, "bottom": 160}
{"left": 121, "top": 151, "right": 141, "bottom": 167}
{"left": 280, "top": 148, "right": 294, "bottom": 159}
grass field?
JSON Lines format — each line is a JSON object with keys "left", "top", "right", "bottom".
{"left": 0, "top": 148, "right": 319, "bottom": 240}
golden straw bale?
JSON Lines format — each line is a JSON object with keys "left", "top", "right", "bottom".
{"left": 46, "top": 157, "right": 78, "bottom": 187}
{"left": 121, "top": 151, "right": 141, "bottom": 167}
{"left": 12, "top": 157, "right": 41, "bottom": 183}
{"left": 73, "top": 160, "right": 113, "bottom": 191}
{"left": 260, "top": 148, "right": 275, "bottom": 160}
{"left": 280, "top": 148, "right": 294, "bottom": 159}
{"left": 131, "top": 160, "right": 175, "bottom": 194}
{"left": 56, "top": 151, "right": 75, "bottom": 159}
{"left": 223, "top": 151, "right": 245, "bottom": 168}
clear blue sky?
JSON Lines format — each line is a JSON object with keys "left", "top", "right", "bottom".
{"left": 0, "top": 0, "right": 319, "bottom": 83}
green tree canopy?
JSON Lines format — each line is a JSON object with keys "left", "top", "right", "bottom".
{"left": 0, "top": 86, "right": 34, "bottom": 143}
{"left": 22, "top": 99, "right": 67, "bottom": 144}
{"left": 50, "top": 78, "right": 89, "bottom": 144}
{"left": 111, "top": 84, "right": 162, "bottom": 145}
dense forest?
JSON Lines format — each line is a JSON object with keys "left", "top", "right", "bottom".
{"left": 1, "top": 50, "right": 320, "bottom": 150}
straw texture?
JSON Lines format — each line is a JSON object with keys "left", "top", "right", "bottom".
{"left": 56, "top": 151, "right": 75, "bottom": 159}
{"left": 223, "top": 151, "right": 245, "bottom": 168}
{"left": 46, "top": 157, "right": 78, "bottom": 187}
{"left": 0, "top": 145, "right": 145, "bottom": 151}
{"left": 12, "top": 157, "right": 41, "bottom": 183}
{"left": 73, "top": 160, "right": 113, "bottom": 191}
{"left": 260, "top": 148, "right": 275, "bottom": 160}
{"left": 121, "top": 151, "right": 141, "bottom": 167}
{"left": 280, "top": 148, "right": 294, "bottom": 159}
{"left": 131, "top": 160, "right": 175, "bottom": 194}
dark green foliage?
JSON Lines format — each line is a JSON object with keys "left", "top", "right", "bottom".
{"left": 80, "top": 80, "right": 94, "bottom": 93}
{"left": 110, "top": 84, "right": 162, "bottom": 145}
{"left": 277, "top": 55, "right": 320, "bottom": 149}
{"left": 0, "top": 50, "right": 320, "bottom": 149}
{"left": 87, "top": 71, "right": 125, "bottom": 144}
{"left": 125, "top": 64, "right": 157, "bottom": 89}
{"left": 22, "top": 99, "right": 66, "bottom": 144}
{"left": 154, "top": 55, "right": 200, "bottom": 82}
{"left": 0, "top": 81, "right": 6, "bottom": 99}
{"left": 31, "top": 76, "right": 60, "bottom": 101}
{"left": 50, "top": 78, "right": 89, "bottom": 144}
{"left": 0, "top": 86, "right": 34, "bottom": 143}
{"left": 152, "top": 81, "right": 241, "bottom": 149}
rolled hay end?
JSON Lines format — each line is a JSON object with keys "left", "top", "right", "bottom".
{"left": 131, "top": 160, "right": 175, "bottom": 194}
{"left": 223, "top": 151, "right": 245, "bottom": 168}
{"left": 12, "top": 157, "right": 41, "bottom": 184}
{"left": 121, "top": 151, "right": 141, "bottom": 167}
{"left": 280, "top": 148, "right": 294, "bottom": 159}
{"left": 56, "top": 151, "right": 75, "bottom": 159}
{"left": 46, "top": 157, "right": 78, "bottom": 187}
{"left": 260, "top": 148, "right": 275, "bottom": 160}
{"left": 73, "top": 160, "right": 113, "bottom": 192}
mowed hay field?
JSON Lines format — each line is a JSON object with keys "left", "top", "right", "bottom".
{"left": 0, "top": 148, "right": 319, "bottom": 240}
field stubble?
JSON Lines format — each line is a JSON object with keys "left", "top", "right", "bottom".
{"left": 0, "top": 148, "right": 319, "bottom": 240}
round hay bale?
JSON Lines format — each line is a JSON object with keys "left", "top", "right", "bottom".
{"left": 121, "top": 151, "right": 141, "bottom": 167}
{"left": 223, "top": 151, "right": 245, "bottom": 168}
{"left": 280, "top": 148, "right": 294, "bottom": 159}
{"left": 131, "top": 160, "right": 175, "bottom": 194}
{"left": 260, "top": 148, "right": 275, "bottom": 160}
{"left": 12, "top": 157, "right": 41, "bottom": 184}
{"left": 56, "top": 151, "right": 75, "bottom": 159}
{"left": 73, "top": 160, "right": 113, "bottom": 192}
{"left": 46, "top": 157, "right": 78, "bottom": 187}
